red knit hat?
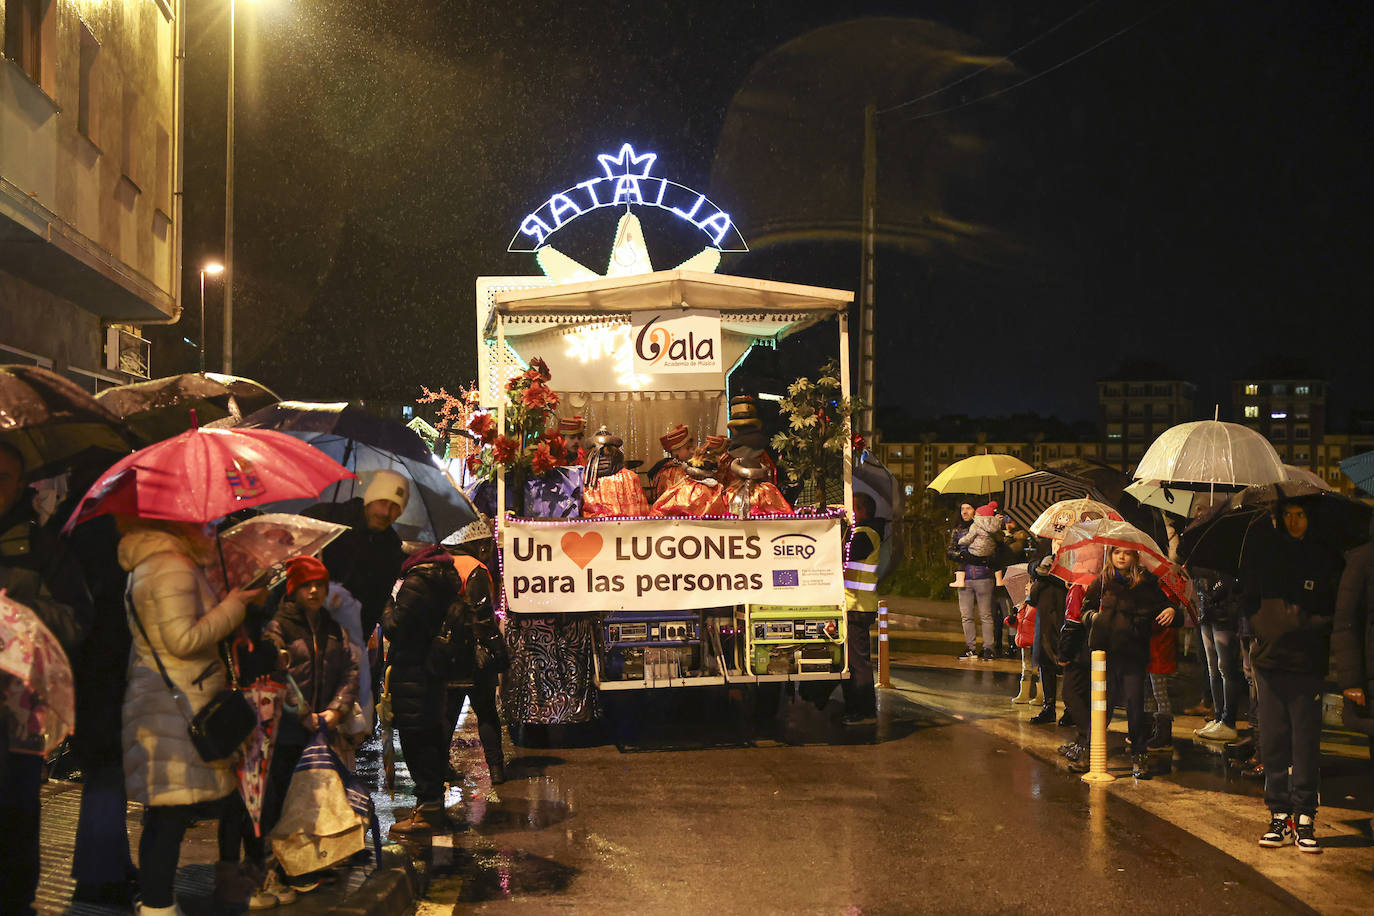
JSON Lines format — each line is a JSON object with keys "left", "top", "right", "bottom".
{"left": 285, "top": 556, "right": 328, "bottom": 595}
{"left": 976, "top": 500, "right": 999, "bottom": 517}
{"left": 660, "top": 424, "right": 691, "bottom": 452}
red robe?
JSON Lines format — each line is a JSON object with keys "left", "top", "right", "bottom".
{"left": 651, "top": 476, "right": 728, "bottom": 517}
{"left": 651, "top": 463, "right": 687, "bottom": 502}
{"left": 725, "top": 479, "right": 794, "bottom": 517}
{"left": 582, "top": 467, "right": 650, "bottom": 517}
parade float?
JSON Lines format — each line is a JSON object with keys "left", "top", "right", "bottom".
{"left": 469, "top": 144, "right": 858, "bottom": 724}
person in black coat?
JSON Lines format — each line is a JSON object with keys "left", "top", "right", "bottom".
{"left": 384, "top": 527, "right": 504, "bottom": 837}
{"left": 1241, "top": 499, "right": 1345, "bottom": 852}
{"left": 1026, "top": 555, "right": 1067, "bottom": 725}
{"left": 1189, "top": 566, "right": 1245, "bottom": 742}
{"left": 1334, "top": 514, "right": 1374, "bottom": 748}
{"left": 1080, "top": 547, "right": 1179, "bottom": 779}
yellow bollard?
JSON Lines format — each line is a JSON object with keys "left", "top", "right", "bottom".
{"left": 1082, "top": 649, "right": 1115, "bottom": 784}
{"left": 876, "top": 600, "right": 891, "bottom": 688}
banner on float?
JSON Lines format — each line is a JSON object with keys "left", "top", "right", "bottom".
{"left": 631, "top": 309, "right": 722, "bottom": 374}
{"left": 501, "top": 516, "right": 843, "bottom": 613}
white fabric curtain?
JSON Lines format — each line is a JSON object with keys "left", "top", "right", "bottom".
{"left": 556, "top": 389, "right": 725, "bottom": 466}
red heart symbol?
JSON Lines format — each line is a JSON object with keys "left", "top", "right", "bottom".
{"left": 561, "top": 531, "right": 603, "bottom": 569}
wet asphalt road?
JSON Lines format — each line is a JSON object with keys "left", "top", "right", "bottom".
{"left": 360, "top": 681, "right": 1323, "bottom": 915}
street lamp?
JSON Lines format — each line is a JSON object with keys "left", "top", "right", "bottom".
{"left": 200, "top": 262, "right": 224, "bottom": 374}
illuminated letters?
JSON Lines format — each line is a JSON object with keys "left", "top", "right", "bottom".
{"left": 509, "top": 144, "right": 748, "bottom": 253}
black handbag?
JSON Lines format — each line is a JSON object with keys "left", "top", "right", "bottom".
{"left": 126, "top": 589, "right": 256, "bottom": 763}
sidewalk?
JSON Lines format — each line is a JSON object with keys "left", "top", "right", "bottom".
{"left": 35, "top": 779, "right": 419, "bottom": 915}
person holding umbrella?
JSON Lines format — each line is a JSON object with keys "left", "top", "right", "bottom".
{"left": 1243, "top": 499, "right": 1344, "bottom": 853}
{"left": 118, "top": 517, "right": 267, "bottom": 915}
{"left": 1334, "top": 511, "right": 1374, "bottom": 823}
{"left": 0, "top": 441, "right": 93, "bottom": 916}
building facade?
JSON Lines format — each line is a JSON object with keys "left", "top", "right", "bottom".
{"left": 1096, "top": 379, "right": 1196, "bottom": 473}
{"left": 1, "top": 0, "right": 182, "bottom": 389}
{"left": 879, "top": 436, "right": 1101, "bottom": 506}
{"left": 1232, "top": 378, "right": 1326, "bottom": 469}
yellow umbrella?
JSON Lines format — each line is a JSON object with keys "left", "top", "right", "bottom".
{"left": 927, "top": 453, "right": 1034, "bottom": 496}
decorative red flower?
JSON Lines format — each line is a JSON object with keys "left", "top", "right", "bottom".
{"left": 521, "top": 380, "right": 559, "bottom": 411}
{"left": 468, "top": 412, "right": 497, "bottom": 444}
{"left": 545, "top": 432, "right": 567, "bottom": 463}
{"left": 491, "top": 435, "right": 518, "bottom": 465}
{"left": 465, "top": 454, "right": 482, "bottom": 474}
{"left": 530, "top": 442, "right": 556, "bottom": 475}
{"left": 530, "top": 356, "right": 551, "bottom": 382}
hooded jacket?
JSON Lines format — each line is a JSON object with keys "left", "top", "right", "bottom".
{"left": 1240, "top": 507, "right": 1344, "bottom": 676}
{"left": 264, "top": 597, "right": 360, "bottom": 739}
{"left": 1333, "top": 514, "right": 1374, "bottom": 703}
{"left": 383, "top": 545, "right": 499, "bottom": 730}
{"left": 118, "top": 529, "right": 247, "bottom": 806}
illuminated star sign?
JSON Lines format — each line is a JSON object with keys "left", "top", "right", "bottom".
{"left": 509, "top": 143, "right": 748, "bottom": 253}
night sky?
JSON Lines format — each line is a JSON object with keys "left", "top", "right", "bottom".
{"left": 153, "top": 0, "right": 1374, "bottom": 427}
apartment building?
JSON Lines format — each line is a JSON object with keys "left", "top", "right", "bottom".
{"left": 1, "top": 0, "right": 183, "bottom": 389}
{"left": 1097, "top": 378, "right": 1196, "bottom": 473}
{"left": 1232, "top": 378, "right": 1326, "bottom": 469}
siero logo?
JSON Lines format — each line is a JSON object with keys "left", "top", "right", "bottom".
{"left": 634, "top": 315, "right": 715, "bottom": 366}
{"left": 771, "top": 532, "right": 816, "bottom": 560}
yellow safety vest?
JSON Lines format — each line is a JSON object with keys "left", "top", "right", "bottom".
{"left": 844, "top": 524, "right": 881, "bottom": 614}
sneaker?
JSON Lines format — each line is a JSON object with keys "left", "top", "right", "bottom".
{"left": 248, "top": 872, "right": 298, "bottom": 910}
{"left": 957, "top": 648, "right": 979, "bottom": 660}
{"left": 285, "top": 875, "right": 321, "bottom": 894}
{"left": 1240, "top": 757, "right": 1265, "bottom": 780}
{"left": 1259, "top": 815, "right": 1293, "bottom": 847}
{"left": 1195, "top": 720, "right": 1239, "bottom": 742}
{"left": 980, "top": 648, "right": 997, "bottom": 661}
{"left": 1294, "top": 820, "right": 1322, "bottom": 854}
{"left": 840, "top": 712, "right": 878, "bottom": 726}
{"left": 1059, "top": 742, "right": 1086, "bottom": 762}
{"left": 1029, "top": 708, "right": 1056, "bottom": 725}
{"left": 1132, "top": 753, "right": 1152, "bottom": 779}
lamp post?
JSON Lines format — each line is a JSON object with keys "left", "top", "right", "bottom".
{"left": 222, "top": 0, "right": 237, "bottom": 374}
{"left": 200, "top": 262, "right": 224, "bottom": 373}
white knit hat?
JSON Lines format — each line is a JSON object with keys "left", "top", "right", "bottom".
{"left": 362, "top": 469, "right": 409, "bottom": 512}
{"left": 442, "top": 514, "right": 493, "bottom": 546}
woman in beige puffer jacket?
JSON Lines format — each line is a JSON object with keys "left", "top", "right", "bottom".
{"left": 118, "top": 521, "right": 262, "bottom": 914}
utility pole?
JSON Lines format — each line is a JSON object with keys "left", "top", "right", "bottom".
{"left": 223, "top": 0, "right": 236, "bottom": 374}
{"left": 857, "top": 102, "right": 878, "bottom": 441}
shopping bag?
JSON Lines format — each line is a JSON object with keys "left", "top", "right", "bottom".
{"left": 270, "top": 732, "right": 370, "bottom": 875}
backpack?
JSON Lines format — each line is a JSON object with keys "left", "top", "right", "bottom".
{"left": 427, "top": 571, "right": 479, "bottom": 685}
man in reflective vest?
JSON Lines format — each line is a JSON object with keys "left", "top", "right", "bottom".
{"left": 842, "top": 492, "right": 882, "bottom": 725}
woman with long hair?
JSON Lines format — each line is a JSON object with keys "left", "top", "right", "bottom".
{"left": 118, "top": 517, "right": 264, "bottom": 915}
{"left": 1081, "top": 545, "right": 1179, "bottom": 779}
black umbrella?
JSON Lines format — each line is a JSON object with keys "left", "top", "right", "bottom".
{"left": 0, "top": 365, "right": 133, "bottom": 479}
{"left": 1002, "top": 469, "right": 1106, "bottom": 531}
{"left": 239, "top": 401, "right": 431, "bottom": 462}
{"left": 96, "top": 372, "right": 279, "bottom": 444}
{"left": 1180, "top": 491, "right": 1371, "bottom": 574}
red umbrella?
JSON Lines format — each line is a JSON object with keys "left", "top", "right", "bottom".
{"left": 62, "top": 426, "right": 355, "bottom": 532}
{"left": 1049, "top": 517, "right": 1197, "bottom": 616}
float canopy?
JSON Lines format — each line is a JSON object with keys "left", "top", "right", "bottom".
{"left": 483, "top": 269, "right": 852, "bottom": 343}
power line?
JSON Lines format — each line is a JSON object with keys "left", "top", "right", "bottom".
{"left": 877, "top": 0, "right": 1103, "bottom": 116}
{"left": 890, "top": 0, "right": 1179, "bottom": 124}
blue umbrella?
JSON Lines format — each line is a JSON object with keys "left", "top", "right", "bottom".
{"left": 1340, "top": 450, "right": 1374, "bottom": 497}
{"left": 239, "top": 402, "right": 479, "bottom": 544}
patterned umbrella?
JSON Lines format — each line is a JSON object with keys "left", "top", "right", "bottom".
{"left": 1029, "top": 498, "right": 1123, "bottom": 541}
{"left": 0, "top": 591, "right": 75, "bottom": 756}
{"left": 236, "top": 675, "right": 286, "bottom": 837}
{"left": 1002, "top": 470, "right": 1107, "bottom": 531}
{"left": 203, "top": 513, "right": 349, "bottom": 600}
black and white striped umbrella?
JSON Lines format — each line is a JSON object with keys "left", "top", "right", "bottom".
{"left": 1002, "top": 470, "right": 1107, "bottom": 531}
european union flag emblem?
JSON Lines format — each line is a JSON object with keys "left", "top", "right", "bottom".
{"left": 773, "top": 569, "right": 799, "bottom": 588}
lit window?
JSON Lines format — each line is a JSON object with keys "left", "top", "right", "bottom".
{"left": 1271, "top": 411, "right": 1287, "bottom": 420}
{"left": 904, "top": 485, "right": 914, "bottom": 496}
{"left": 1244, "top": 384, "right": 1259, "bottom": 396}
{"left": 1244, "top": 406, "right": 1259, "bottom": 418}
{"left": 1295, "top": 385, "right": 1310, "bottom": 396}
